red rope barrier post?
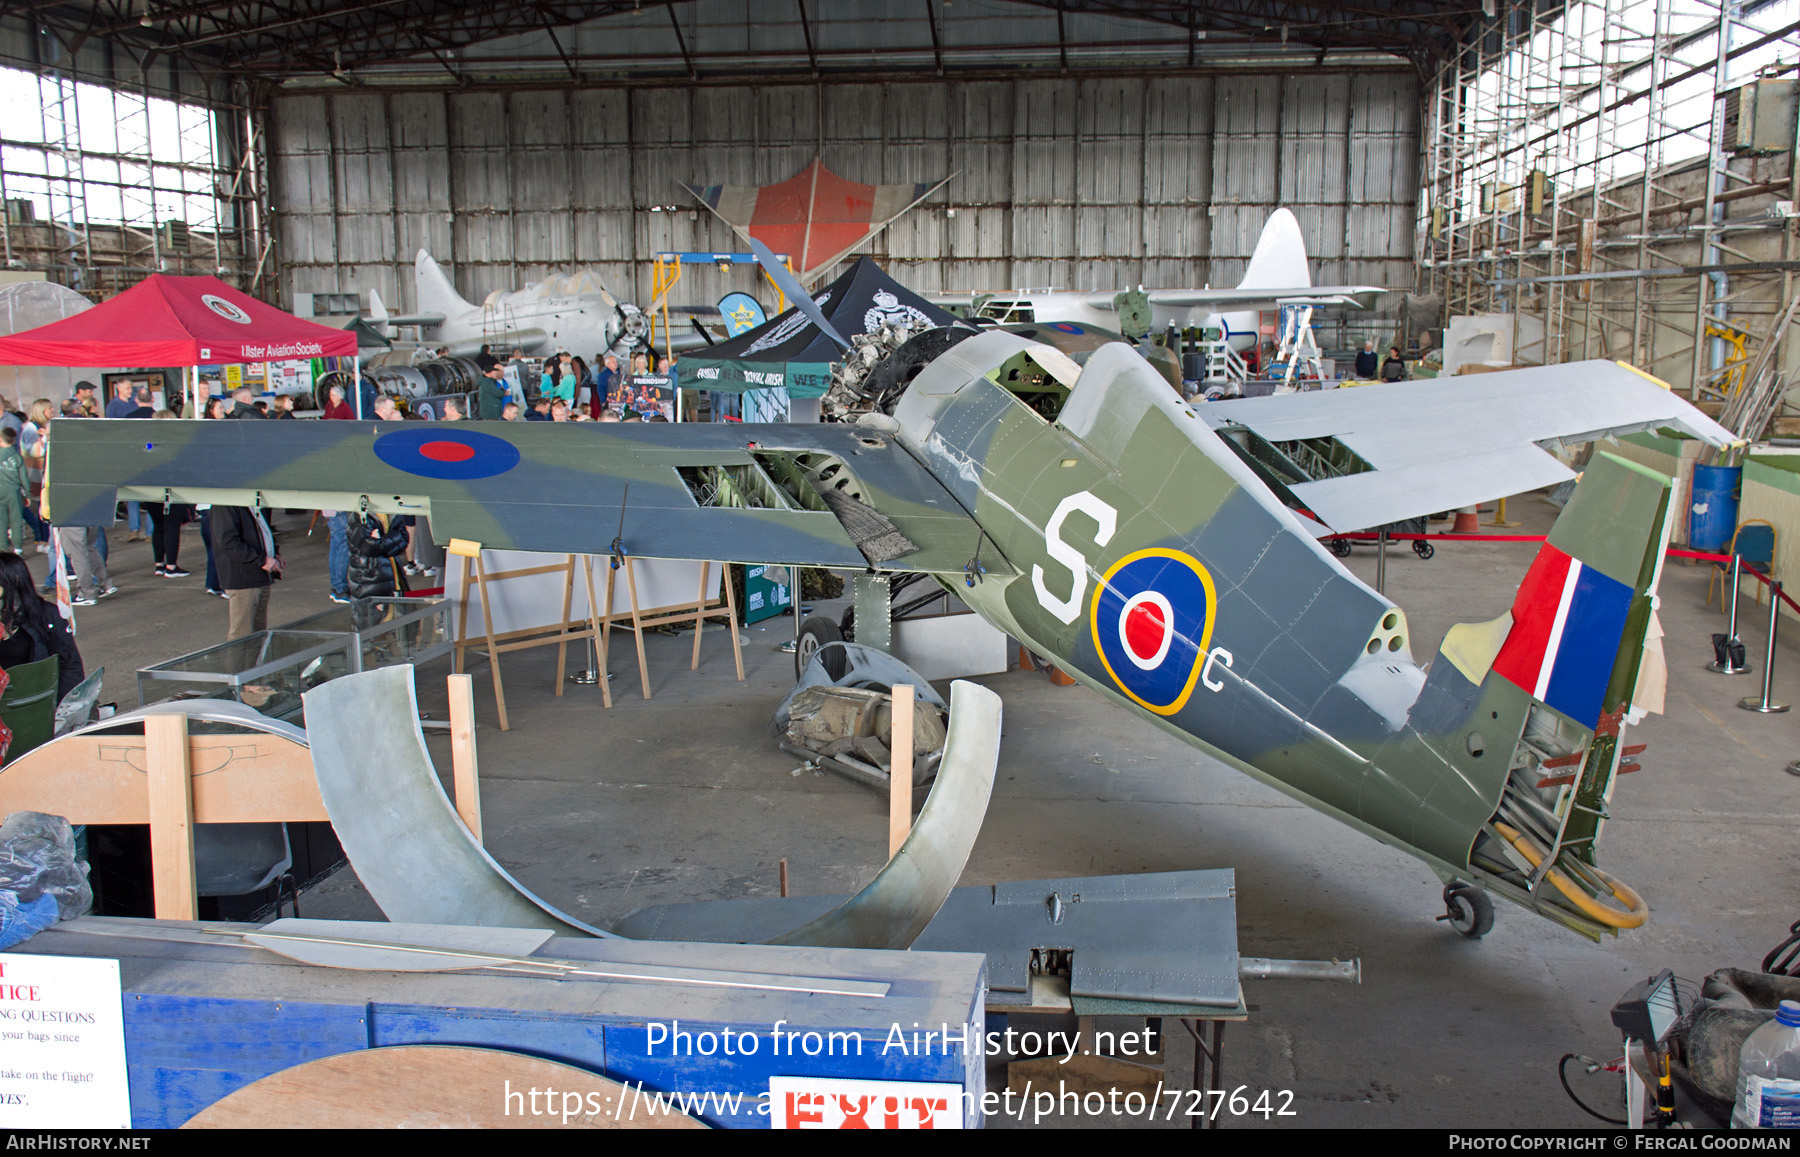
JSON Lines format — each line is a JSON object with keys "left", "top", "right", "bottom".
{"left": 1741, "top": 581, "right": 1791, "bottom": 715}
{"left": 1710, "top": 554, "right": 1752, "bottom": 675}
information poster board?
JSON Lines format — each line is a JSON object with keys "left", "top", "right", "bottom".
{"left": 743, "top": 564, "right": 793, "bottom": 625}
{"left": 0, "top": 953, "right": 131, "bottom": 1128}
{"left": 623, "top": 373, "right": 676, "bottom": 421}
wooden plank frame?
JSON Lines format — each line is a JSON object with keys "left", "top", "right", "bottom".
{"left": 0, "top": 715, "right": 328, "bottom": 919}
{"left": 599, "top": 558, "right": 744, "bottom": 702}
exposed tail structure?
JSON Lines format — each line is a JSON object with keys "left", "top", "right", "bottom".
{"left": 1237, "top": 207, "right": 1312, "bottom": 291}
{"left": 414, "top": 249, "right": 477, "bottom": 321}
{"left": 1423, "top": 452, "right": 1672, "bottom": 938}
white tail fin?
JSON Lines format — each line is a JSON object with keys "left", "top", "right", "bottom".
{"left": 367, "top": 287, "right": 387, "bottom": 323}
{"left": 1237, "top": 208, "right": 1311, "bottom": 291}
{"left": 414, "top": 249, "right": 476, "bottom": 319}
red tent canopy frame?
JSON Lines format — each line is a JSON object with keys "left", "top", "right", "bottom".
{"left": 0, "top": 274, "right": 359, "bottom": 416}
{"left": 0, "top": 274, "right": 355, "bottom": 368}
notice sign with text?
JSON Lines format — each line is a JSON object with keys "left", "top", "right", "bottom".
{"left": 769, "top": 1076, "right": 963, "bottom": 1129}
{"left": 0, "top": 954, "right": 130, "bottom": 1127}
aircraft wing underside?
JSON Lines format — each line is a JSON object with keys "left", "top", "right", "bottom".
{"left": 47, "top": 419, "right": 1000, "bottom": 576}
{"left": 1196, "top": 360, "right": 1738, "bottom": 533}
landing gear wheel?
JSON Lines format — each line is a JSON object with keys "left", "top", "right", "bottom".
{"left": 794, "top": 616, "right": 845, "bottom": 680}
{"left": 1439, "top": 882, "right": 1494, "bottom": 939}
{"left": 1329, "top": 539, "right": 1353, "bottom": 558}
{"left": 1413, "top": 540, "right": 1435, "bottom": 560}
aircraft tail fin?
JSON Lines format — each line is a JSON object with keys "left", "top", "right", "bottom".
{"left": 1430, "top": 452, "right": 1673, "bottom": 938}
{"left": 367, "top": 287, "right": 387, "bottom": 323}
{"left": 414, "top": 249, "right": 477, "bottom": 320}
{"left": 1237, "top": 208, "right": 1311, "bottom": 291}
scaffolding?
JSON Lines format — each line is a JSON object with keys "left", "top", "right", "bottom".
{"left": 1420, "top": 0, "right": 1800, "bottom": 412}
{"left": 0, "top": 26, "right": 268, "bottom": 297}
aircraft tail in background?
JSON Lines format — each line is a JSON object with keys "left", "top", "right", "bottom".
{"left": 1237, "top": 208, "right": 1312, "bottom": 291}
{"left": 414, "top": 249, "right": 477, "bottom": 322}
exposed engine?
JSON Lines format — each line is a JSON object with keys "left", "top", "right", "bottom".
{"left": 821, "top": 325, "right": 977, "bottom": 421}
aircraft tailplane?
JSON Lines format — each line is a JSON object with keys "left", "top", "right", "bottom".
{"left": 1237, "top": 208, "right": 1311, "bottom": 291}
{"left": 1424, "top": 452, "right": 1673, "bottom": 938}
{"left": 415, "top": 249, "right": 478, "bottom": 322}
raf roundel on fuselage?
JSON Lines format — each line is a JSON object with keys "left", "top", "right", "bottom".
{"left": 1089, "top": 548, "right": 1217, "bottom": 717}
{"left": 373, "top": 427, "right": 523, "bottom": 481}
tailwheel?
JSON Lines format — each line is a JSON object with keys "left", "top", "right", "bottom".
{"left": 1438, "top": 881, "right": 1494, "bottom": 939}
{"left": 1412, "top": 540, "right": 1435, "bottom": 560}
{"left": 794, "top": 615, "right": 845, "bottom": 680}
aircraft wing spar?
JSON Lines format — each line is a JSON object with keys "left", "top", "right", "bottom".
{"left": 46, "top": 419, "right": 1001, "bottom": 577}
{"left": 1196, "top": 360, "right": 1738, "bottom": 533}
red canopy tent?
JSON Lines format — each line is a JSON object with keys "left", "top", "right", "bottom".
{"left": 0, "top": 274, "right": 357, "bottom": 414}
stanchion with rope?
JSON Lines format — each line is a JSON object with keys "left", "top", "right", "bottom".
{"left": 1709, "top": 554, "right": 1751, "bottom": 675}
{"left": 1741, "top": 581, "right": 1790, "bottom": 715}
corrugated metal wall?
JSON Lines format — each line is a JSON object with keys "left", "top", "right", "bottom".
{"left": 271, "top": 72, "right": 1419, "bottom": 315}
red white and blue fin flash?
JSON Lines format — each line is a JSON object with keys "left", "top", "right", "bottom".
{"left": 1492, "top": 543, "right": 1635, "bottom": 729}
{"left": 373, "top": 427, "right": 522, "bottom": 481}
{"left": 1089, "top": 548, "right": 1217, "bottom": 716}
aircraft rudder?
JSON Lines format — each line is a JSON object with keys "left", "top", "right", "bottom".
{"left": 414, "top": 248, "right": 477, "bottom": 319}
{"left": 1448, "top": 453, "right": 1671, "bottom": 735}
{"left": 1415, "top": 454, "right": 1672, "bottom": 936}
{"left": 1237, "top": 207, "right": 1311, "bottom": 291}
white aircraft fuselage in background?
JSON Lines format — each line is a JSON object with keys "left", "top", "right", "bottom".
{"left": 372, "top": 250, "right": 705, "bottom": 361}
{"left": 929, "top": 209, "right": 1384, "bottom": 354}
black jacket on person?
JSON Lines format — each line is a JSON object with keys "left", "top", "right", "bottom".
{"left": 15, "top": 610, "right": 84, "bottom": 700}
{"left": 1354, "top": 350, "right": 1379, "bottom": 378}
{"left": 346, "top": 516, "right": 409, "bottom": 599}
{"left": 227, "top": 400, "right": 262, "bottom": 419}
{"left": 1381, "top": 355, "right": 1409, "bottom": 382}
{"left": 477, "top": 376, "right": 509, "bottom": 420}
{"left": 211, "top": 506, "right": 277, "bottom": 590}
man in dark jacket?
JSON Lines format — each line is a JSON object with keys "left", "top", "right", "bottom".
{"left": 212, "top": 504, "right": 282, "bottom": 640}
{"left": 226, "top": 388, "right": 262, "bottom": 419}
{"left": 478, "top": 364, "right": 509, "bottom": 421}
{"left": 1353, "top": 340, "right": 1379, "bottom": 379}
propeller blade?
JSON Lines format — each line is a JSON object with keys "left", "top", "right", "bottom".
{"left": 748, "top": 235, "right": 849, "bottom": 350}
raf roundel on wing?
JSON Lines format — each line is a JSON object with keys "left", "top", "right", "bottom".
{"left": 373, "top": 427, "right": 522, "bottom": 481}
{"left": 1090, "top": 548, "right": 1217, "bottom": 716}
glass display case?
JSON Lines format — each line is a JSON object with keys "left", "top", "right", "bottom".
{"left": 278, "top": 597, "right": 452, "bottom": 673}
{"left": 137, "top": 598, "right": 450, "bottom": 717}
{"left": 135, "top": 630, "right": 358, "bottom": 721}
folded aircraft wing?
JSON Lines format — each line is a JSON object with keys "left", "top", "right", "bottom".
{"left": 1196, "top": 361, "right": 1738, "bottom": 533}
{"left": 1081, "top": 286, "right": 1387, "bottom": 312}
{"left": 46, "top": 419, "right": 1000, "bottom": 576}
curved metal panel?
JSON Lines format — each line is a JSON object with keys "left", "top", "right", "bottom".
{"left": 771, "top": 679, "right": 1001, "bottom": 950}
{"left": 301, "top": 666, "right": 611, "bottom": 938}
{"left": 68, "top": 697, "right": 309, "bottom": 746}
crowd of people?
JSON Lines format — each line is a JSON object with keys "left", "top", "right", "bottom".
{"left": 467, "top": 345, "right": 677, "bottom": 423}
{"left": 0, "top": 346, "right": 699, "bottom": 713}
{"left": 8, "top": 376, "right": 449, "bottom": 651}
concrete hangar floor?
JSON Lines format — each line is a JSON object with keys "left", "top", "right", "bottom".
{"left": 55, "top": 494, "right": 1799, "bottom": 1130}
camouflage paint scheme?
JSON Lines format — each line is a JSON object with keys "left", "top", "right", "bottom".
{"left": 47, "top": 328, "right": 1720, "bottom": 937}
